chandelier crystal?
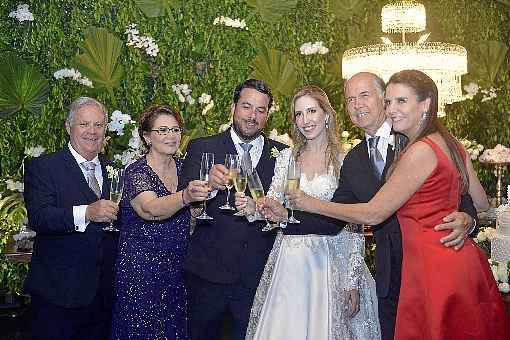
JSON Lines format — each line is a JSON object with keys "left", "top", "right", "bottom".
{"left": 342, "top": 1, "right": 467, "bottom": 116}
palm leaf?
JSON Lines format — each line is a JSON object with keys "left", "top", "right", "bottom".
{"left": 0, "top": 53, "right": 49, "bottom": 118}
{"left": 469, "top": 40, "right": 509, "bottom": 84}
{"left": 329, "top": 0, "right": 367, "bottom": 21}
{"left": 134, "top": 0, "right": 178, "bottom": 18}
{"left": 249, "top": 45, "right": 298, "bottom": 97}
{"left": 246, "top": 0, "right": 298, "bottom": 23}
{"left": 73, "top": 27, "right": 124, "bottom": 93}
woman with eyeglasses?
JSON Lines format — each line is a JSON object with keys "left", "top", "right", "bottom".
{"left": 110, "top": 105, "right": 209, "bottom": 340}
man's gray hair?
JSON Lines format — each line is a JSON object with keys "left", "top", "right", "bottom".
{"left": 344, "top": 72, "right": 386, "bottom": 98}
{"left": 66, "top": 97, "right": 107, "bottom": 123}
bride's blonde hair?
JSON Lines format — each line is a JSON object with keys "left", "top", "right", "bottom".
{"left": 289, "top": 85, "right": 342, "bottom": 179}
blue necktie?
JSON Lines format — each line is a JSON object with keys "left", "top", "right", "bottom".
{"left": 368, "top": 137, "right": 385, "bottom": 179}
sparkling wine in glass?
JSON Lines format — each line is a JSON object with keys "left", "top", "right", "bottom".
{"left": 247, "top": 170, "right": 272, "bottom": 231}
{"left": 103, "top": 169, "right": 124, "bottom": 232}
{"left": 233, "top": 164, "right": 248, "bottom": 216}
{"left": 286, "top": 156, "right": 301, "bottom": 224}
{"left": 219, "top": 154, "right": 239, "bottom": 211}
{"left": 196, "top": 152, "right": 215, "bottom": 220}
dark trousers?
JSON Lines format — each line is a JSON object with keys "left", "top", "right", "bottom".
{"left": 31, "top": 293, "right": 111, "bottom": 340}
{"left": 186, "top": 272, "right": 255, "bottom": 340}
{"left": 378, "top": 295, "right": 398, "bottom": 340}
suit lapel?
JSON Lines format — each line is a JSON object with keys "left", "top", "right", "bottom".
{"left": 381, "top": 143, "right": 395, "bottom": 180}
{"left": 99, "top": 155, "right": 110, "bottom": 199}
{"left": 62, "top": 148, "right": 98, "bottom": 202}
{"left": 353, "top": 141, "right": 380, "bottom": 198}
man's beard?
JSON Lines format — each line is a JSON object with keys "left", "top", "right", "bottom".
{"left": 232, "top": 119, "right": 262, "bottom": 142}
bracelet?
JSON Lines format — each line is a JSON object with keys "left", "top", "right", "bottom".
{"left": 182, "top": 189, "right": 190, "bottom": 206}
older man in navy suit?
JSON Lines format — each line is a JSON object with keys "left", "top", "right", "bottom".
{"left": 24, "top": 97, "right": 119, "bottom": 340}
{"left": 179, "top": 79, "right": 286, "bottom": 340}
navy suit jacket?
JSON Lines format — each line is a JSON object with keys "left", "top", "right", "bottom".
{"left": 179, "top": 129, "right": 286, "bottom": 289}
{"left": 293, "top": 138, "right": 478, "bottom": 299}
{"left": 23, "top": 147, "right": 118, "bottom": 308}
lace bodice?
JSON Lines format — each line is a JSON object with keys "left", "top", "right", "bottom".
{"left": 267, "top": 148, "right": 338, "bottom": 201}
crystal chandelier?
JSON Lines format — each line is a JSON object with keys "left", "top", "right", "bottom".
{"left": 342, "top": 1, "right": 467, "bottom": 116}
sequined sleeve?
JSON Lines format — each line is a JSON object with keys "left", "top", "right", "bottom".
{"left": 267, "top": 148, "right": 292, "bottom": 202}
{"left": 124, "top": 165, "right": 156, "bottom": 202}
{"left": 344, "top": 223, "right": 366, "bottom": 290}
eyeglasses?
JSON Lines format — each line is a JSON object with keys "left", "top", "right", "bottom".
{"left": 151, "top": 127, "right": 182, "bottom": 135}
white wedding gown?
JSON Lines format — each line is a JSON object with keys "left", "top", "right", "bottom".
{"left": 246, "top": 148, "right": 381, "bottom": 340}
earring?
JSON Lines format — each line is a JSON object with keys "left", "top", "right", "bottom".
{"left": 145, "top": 139, "right": 151, "bottom": 147}
{"left": 421, "top": 112, "right": 428, "bottom": 121}
{"left": 325, "top": 117, "right": 330, "bottom": 129}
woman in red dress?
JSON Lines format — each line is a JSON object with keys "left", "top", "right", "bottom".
{"left": 262, "top": 70, "right": 510, "bottom": 339}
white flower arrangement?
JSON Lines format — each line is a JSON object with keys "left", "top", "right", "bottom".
{"left": 269, "top": 129, "right": 293, "bottom": 147}
{"left": 481, "top": 87, "right": 498, "bottom": 103}
{"left": 5, "top": 179, "right": 24, "bottom": 193}
{"left": 299, "top": 41, "right": 329, "bottom": 55}
{"left": 462, "top": 82, "right": 479, "bottom": 100}
{"left": 268, "top": 102, "right": 280, "bottom": 115}
{"left": 9, "top": 4, "right": 34, "bottom": 22}
{"left": 108, "top": 110, "right": 134, "bottom": 136}
{"left": 53, "top": 68, "right": 93, "bottom": 88}
{"left": 213, "top": 16, "right": 248, "bottom": 30}
{"left": 459, "top": 138, "right": 484, "bottom": 160}
{"left": 24, "top": 145, "right": 45, "bottom": 158}
{"left": 198, "top": 93, "right": 214, "bottom": 115}
{"left": 172, "top": 84, "right": 195, "bottom": 105}
{"left": 128, "top": 127, "right": 142, "bottom": 150}
{"left": 124, "top": 24, "right": 159, "bottom": 57}
{"left": 479, "top": 144, "right": 510, "bottom": 164}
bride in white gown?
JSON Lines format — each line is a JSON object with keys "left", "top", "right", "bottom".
{"left": 237, "top": 86, "right": 380, "bottom": 340}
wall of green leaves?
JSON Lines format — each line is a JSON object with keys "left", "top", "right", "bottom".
{"left": 1, "top": 0, "right": 510, "bottom": 294}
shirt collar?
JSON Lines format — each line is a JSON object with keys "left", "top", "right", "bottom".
{"left": 68, "top": 142, "right": 100, "bottom": 166}
{"left": 230, "top": 128, "right": 264, "bottom": 149}
{"left": 365, "top": 120, "right": 394, "bottom": 146}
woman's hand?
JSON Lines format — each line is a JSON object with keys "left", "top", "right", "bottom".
{"left": 346, "top": 289, "right": 360, "bottom": 318}
{"left": 234, "top": 192, "right": 255, "bottom": 215}
{"left": 258, "top": 197, "right": 288, "bottom": 223}
{"left": 185, "top": 180, "right": 210, "bottom": 203}
{"left": 286, "top": 189, "right": 314, "bottom": 212}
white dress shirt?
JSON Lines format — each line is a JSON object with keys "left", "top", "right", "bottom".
{"left": 230, "top": 128, "right": 265, "bottom": 168}
{"left": 364, "top": 120, "right": 394, "bottom": 161}
{"left": 68, "top": 143, "right": 103, "bottom": 232}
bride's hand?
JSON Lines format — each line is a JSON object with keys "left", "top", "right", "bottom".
{"left": 286, "top": 189, "right": 313, "bottom": 211}
{"left": 346, "top": 289, "right": 360, "bottom": 317}
{"left": 258, "top": 197, "right": 287, "bottom": 223}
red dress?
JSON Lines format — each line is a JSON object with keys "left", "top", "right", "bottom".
{"left": 395, "top": 138, "right": 510, "bottom": 340}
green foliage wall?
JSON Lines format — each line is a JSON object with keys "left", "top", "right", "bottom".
{"left": 0, "top": 0, "right": 510, "bottom": 293}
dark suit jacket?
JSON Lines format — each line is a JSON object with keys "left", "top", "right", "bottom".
{"left": 23, "top": 147, "right": 118, "bottom": 308}
{"left": 293, "top": 138, "right": 478, "bottom": 299}
{"left": 179, "top": 129, "right": 286, "bottom": 289}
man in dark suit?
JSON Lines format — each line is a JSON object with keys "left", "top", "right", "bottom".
{"left": 24, "top": 97, "right": 119, "bottom": 340}
{"left": 179, "top": 79, "right": 286, "bottom": 340}
{"left": 262, "top": 72, "right": 478, "bottom": 340}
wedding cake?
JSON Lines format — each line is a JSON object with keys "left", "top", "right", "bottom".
{"left": 492, "top": 186, "right": 510, "bottom": 262}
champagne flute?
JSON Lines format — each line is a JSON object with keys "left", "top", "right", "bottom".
{"left": 219, "top": 154, "right": 239, "bottom": 211}
{"left": 103, "top": 169, "right": 124, "bottom": 232}
{"left": 286, "top": 156, "right": 301, "bottom": 224}
{"left": 233, "top": 165, "right": 248, "bottom": 216}
{"left": 247, "top": 170, "right": 272, "bottom": 231}
{"left": 196, "top": 152, "right": 215, "bottom": 220}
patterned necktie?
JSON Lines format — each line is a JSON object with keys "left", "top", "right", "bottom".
{"left": 82, "top": 161, "right": 101, "bottom": 198}
{"left": 368, "top": 136, "right": 385, "bottom": 179}
{"left": 240, "top": 143, "right": 253, "bottom": 173}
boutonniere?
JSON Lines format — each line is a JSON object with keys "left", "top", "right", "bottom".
{"left": 270, "top": 146, "right": 280, "bottom": 159}
{"left": 106, "top": 165, "right": 116, "bottom": 179}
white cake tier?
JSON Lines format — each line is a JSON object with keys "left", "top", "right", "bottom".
{"left": 491, "top": 235, "right": 510, "bottom": 262}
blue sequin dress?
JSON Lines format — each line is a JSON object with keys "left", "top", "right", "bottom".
{"left": 110, "top": 157, "right": 190, "bottom": 340}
